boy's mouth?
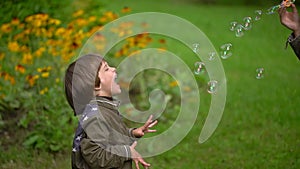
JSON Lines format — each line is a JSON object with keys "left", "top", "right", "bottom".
{"left": 114, "top": 74, "right": 119, "bottom": 84}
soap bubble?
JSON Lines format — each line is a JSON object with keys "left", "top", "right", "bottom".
{"left": 243, "top": 17, "right": 252, "bottom": 30}
{"left": 256, "top": 68, "right": 264, "bottom": 79}
{"left": 230, "top": 21, "right": 238, "bottom": 31}
{"left": 207, "top": 80, "right": 218, "bottom": 94}
{"left": 208, "top": 52, "right": 216, "bottom": 61}
{"left": 220, "top": 43, "right": 233, "bottom": 59}
{"left": 254, "top": 10, "right": 263, "bottom": 21}
{"left": 267, "top": 0, "right": 295, "bottom": 15}
{"left": 194, "top": 62, "right": 205, "bottom": 75}
{"left": 235, "top": 24, "right": 244, "bottom": 37}
{"left": 192, "top": 43, "right": 200, "bottom": 53}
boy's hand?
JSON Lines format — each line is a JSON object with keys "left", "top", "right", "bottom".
{"left": 132, "top": 115, "right": 158, "bottom": 138}
{"left": 130, "top": 141, "right": 151, "bottom": 169}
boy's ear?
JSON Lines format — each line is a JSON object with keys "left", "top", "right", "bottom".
{"left": 94, "top": 83, "right": 101, "bottom": 91}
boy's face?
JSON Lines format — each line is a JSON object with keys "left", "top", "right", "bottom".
{"left": 97, "top": 61, "right": 121, "bottom": 96}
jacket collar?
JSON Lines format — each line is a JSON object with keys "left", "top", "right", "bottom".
{"left": 93, "top": 96, "right": 121, "bottom": 110}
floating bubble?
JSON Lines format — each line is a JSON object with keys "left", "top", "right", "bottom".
{"left": 266, "top": 5, "right": 280, "bottom": 15}
{"left": 207, "top": 80, "right": 218, "bottom": 94}
{"left": 220, "top": 43, "right": 233, "bottom": 59}
{"left": 256, "top": 68, "right": 264, "bottom": 79}
{"left": 208, "top": 52, "right": 216, "bottom": 61}
{"left": 254, "top": 10, "right": 263, "bottom": 21}
{"left": 192, "top": 43, "right": 200, "bottom": 53}
{"left": 266, "top": 0, "right": 295, "bottom": 15}
{"left": 194, "top": 62, "right": 205, "bottom": 75}
{"left": 235, "top": 24, "right": 244, "bottom": 37}
{"left": 243, "top": 17, "right": 252, "bottom": 30}
{"left": 230, "top": 21, "right": 238, "bottom": 31}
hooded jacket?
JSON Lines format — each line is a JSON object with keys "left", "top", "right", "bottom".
{"left": 72, "top": 96, "right": 136, "bottom": 169}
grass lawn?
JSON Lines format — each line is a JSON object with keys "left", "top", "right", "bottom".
{"left": 1, "top": 0, "right": 300, "bottom": 168}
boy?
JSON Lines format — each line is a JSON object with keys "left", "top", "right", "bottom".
{"left": 64, "top": 53, "right": 157, "bottom": 169}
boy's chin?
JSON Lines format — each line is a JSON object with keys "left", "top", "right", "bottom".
{"left": 112, "top": 87, "right": 121, "bottom": 95}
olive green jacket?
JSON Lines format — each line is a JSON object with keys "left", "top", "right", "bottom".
{"left": 72, "top": 97, "right": 136, "bottom": 169}
{"left": 288, "top": 33, "right": 300, "bottom": 60}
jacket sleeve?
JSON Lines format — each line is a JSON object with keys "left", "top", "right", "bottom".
{"left": 80, "top": 116, "right": 131, "bottom": 169}
{"left": 288, "top": 34, "right": 300, "bottom": 60}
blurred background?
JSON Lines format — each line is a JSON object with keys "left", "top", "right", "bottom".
{"left": 0, "top": 0, "right": 299, "bottom": 168}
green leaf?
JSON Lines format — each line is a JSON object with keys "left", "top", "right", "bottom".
{"left": 49, "top": 144, "right": 61, "bottom": 152}
{"left": 18, "top": 115, "right": 29, "bottom": 128}
{"left": 23, "top": 135, "right": 39, "bottom": 147}
{"left": 9, "top": 100, "right": 20, "bottom": 109}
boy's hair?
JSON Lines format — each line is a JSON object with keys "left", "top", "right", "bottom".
{"left": 64, "top": 54, "right": 104, "bottom": 115}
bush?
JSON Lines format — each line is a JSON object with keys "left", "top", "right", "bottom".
{"left": 0, "top": 2, "right": 172, "bottom": 152}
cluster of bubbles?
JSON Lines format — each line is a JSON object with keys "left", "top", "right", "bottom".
{"left": 267, "top": 0, "right": 296, "bottom": 14}
{"left": 192, "top": 1, "right": 295, "bottom": 92}
{"left": 230, "top": 0, "right": 296, "bottom": 37}
{"left": 229, "top": 11, "right": 262, "bottom": 38}
{"left": 192, "top": 42, "right": 228, "bottom": 94}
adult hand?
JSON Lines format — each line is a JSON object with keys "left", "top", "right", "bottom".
{"left": 132, "top": 115, "right": 158, "bottom": 138}
{"left": 130, "top": 141, "right": 151, "bottom": 169}
{"left": 278, "top": 4, "right": 300, "bottom": 37}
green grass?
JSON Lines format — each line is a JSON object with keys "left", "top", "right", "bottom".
{"left": 1, "top": 0, "right": 300, "bottom": 168}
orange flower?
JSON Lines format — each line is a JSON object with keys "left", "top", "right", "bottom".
{"left": 37, "top": 66, "right": 52, "bottom": 73}
{"left": 20, "top": 45, "right": 30, "bottom": 53}
{"left": 99, "top": 16, "right": 108, "bottom": 23}
{"left": 1, "top": 23, "right": 12, "bottom": 33}
{"left": 88, "top": 16, "right": 97, "bottom": 23}
{"left": 121, "top": 6, "right": 131, "bottom": 13}
{"left": 8, "top": 41, "right": 20, "bottom": 52}
{"left": 159, "top": 39, "right": 166, "bottom": 44}
{"left": 34, "top": 47, "right": 46, "bottom": 57}
{"left": 72, "top": 10, "right": 84, "bottom": 18}
{"left": 75, "top": 18, "right": 88, "bottom": 27}
{"left": 21, "top": 53, "right": 33, "bottom": 65}
{"left": 15, "top": 64, "right": 26, "bottom": 74}
{"left": 18, "top": 23, "right": 25, "bottom": 29}
{"left": 169, "top": 80, "right": 178, "bottom": 87}
{"left": 26, "top": 74, "right": 39, "bottom": 87}
{"left": 39, "top": 87, "right": 48, "bottom": 95}
{"left": 41, "top": 72, "right": 50, "bottom": 78}
{"left": 55, "top": 27, "right": 66, "bottom": 36}
{"left": 0, "top": 53, "right": 5, "bottom": 60}
{"left": 48, "top": 18, "right": 61, "bottom": 25}
{"left": 11, "top": 18, "right": 20, "bottom": 25}
{"left": 1, "top": 72, "right": 15, "bottom": 85}
{"left": 36, "top": 13, "right": 49, "bottom": 21}
{"left": 25, "top": 15, "right": 34, "bottom": 23}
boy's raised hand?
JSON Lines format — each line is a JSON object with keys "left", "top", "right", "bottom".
{"left": 132, "top": 115, "right": 158, "bottom": 138}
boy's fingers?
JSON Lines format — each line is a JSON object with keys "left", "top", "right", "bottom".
{"left": 139, "top": 158, "right": 151, "bottom": 167}
{"left": 135, "top": 161, "right": 140, "bottom": 169}
{"left": 146, "top": 129, "right": 157, "bottom": 133}
{"left": 148, "top": 120, "right": 158, "bottom": 128}
{"left": 131, "top": 141, "right": 137, "bottom": 148}
{"left": 146, "top": 115, "right": 153, "bottom": 123}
